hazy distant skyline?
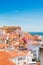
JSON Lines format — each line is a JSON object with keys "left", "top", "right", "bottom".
{"left": 0, "top": 0, "right": 43, "bottom": 32}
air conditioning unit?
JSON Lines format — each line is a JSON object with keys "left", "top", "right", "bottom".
{"left": 27, "top": 62, "right": 36, "bottom": 65}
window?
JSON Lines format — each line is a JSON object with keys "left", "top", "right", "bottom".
{"left": 18, "top": 57, "right": 22, "bottom": 60}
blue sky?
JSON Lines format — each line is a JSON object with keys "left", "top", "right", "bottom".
{"left": 0, "top": 0, "right": 43, "bottom": 32}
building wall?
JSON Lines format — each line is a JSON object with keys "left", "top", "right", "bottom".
{"left": 40, "top": 49, "right": 43, "bottom": 65}
{"left": 0, "top": 26, "right": 21, "bottom": 33}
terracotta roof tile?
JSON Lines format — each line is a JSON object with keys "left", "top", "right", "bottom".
{"left": 0, "top": 59, "right": 15, "bottom": 65}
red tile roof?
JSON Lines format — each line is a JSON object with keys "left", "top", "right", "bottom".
{"left": 0, "top": 59, "right": 15, "bottom": 65}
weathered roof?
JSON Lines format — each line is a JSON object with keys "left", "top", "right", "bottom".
{"left": 0, "top": 44, "right": 9, "bottom": 48}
